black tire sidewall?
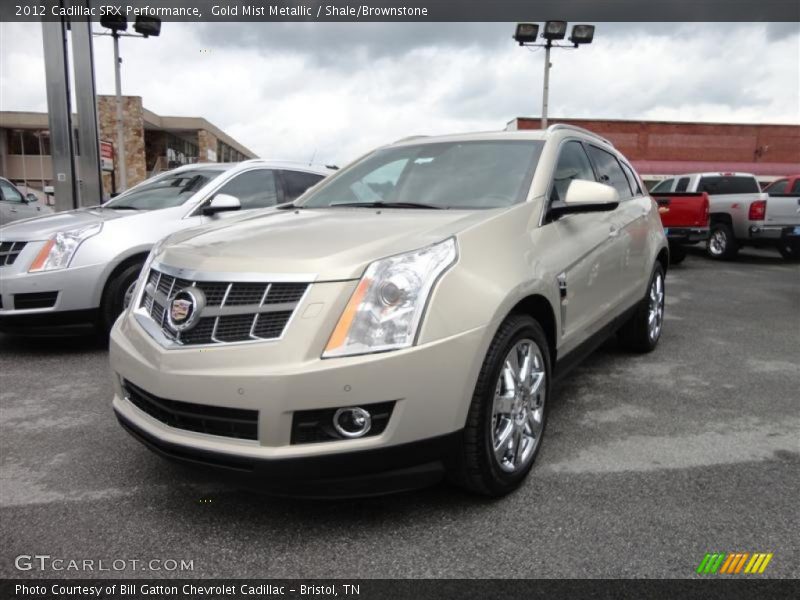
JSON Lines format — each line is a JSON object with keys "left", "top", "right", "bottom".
{"left": 476, "top": 315, "right": 551, "bottom": 494}
{"left": 101, "top": 262, "right": 144, "bottom": 332}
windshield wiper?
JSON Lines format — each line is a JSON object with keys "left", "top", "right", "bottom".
{"left": 328, "top": 201, "right": 443, "bottom": 210}
{"left": 107, "top": 205, "right": 141, "bottom": 210}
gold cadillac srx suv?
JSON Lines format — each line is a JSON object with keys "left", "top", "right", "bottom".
{"left": 110, "top": 125, "right": 668, "bottom": 497}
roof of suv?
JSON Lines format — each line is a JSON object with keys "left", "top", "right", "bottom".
{"left": 389, "top": 124, "right": 614, "bottom": 149}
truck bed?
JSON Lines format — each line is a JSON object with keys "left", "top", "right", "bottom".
{"left": 651, "top": 192, "right": 709, "bottom": 244}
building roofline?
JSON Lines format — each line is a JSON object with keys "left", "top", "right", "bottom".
{"left": 141, "top": 107, "right": 257, "bottom": 158}
{"left": 510, "top": 116, "right": 800, "bottom": 129}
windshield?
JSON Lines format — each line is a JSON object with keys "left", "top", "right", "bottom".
{"left": 299, "top": 140, "right": 544, "bottom": 210}
{"left": 104, "top": 168, "right": 224, "bottom": 210}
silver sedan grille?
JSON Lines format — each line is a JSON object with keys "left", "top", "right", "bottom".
{"left": 139, "top": 267, "right": 308, "bottom": 345}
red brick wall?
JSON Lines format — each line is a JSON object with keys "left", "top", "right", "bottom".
{"left": 514, "top": 118, "right": 800, "bottom": 164}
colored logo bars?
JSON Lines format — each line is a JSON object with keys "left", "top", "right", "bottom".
{"left": 696, "top": 552, "right": 773, "bottom": 575}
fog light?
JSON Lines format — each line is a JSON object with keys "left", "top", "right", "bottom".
{"left": 333, "top": 407, "right": 372, "bottom": 438}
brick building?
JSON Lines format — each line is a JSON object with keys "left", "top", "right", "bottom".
{"left": 509, "top": 117, "right": 800, "bottom": 186}
{"left": 0, "top": 95, "right": 257, "bottom": 201}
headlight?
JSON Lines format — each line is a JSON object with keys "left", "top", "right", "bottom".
{"left": 28, "top": 223, "right": 103, "bottom": 272}
{"left": 323, "top": 237, "right": 458, "bottom": 358}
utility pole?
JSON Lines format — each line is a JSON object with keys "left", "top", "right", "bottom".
{"left": 541, "top": 42, "right": 552, "bottom": 129}
{"left": 112, "top": 31, "right": 127, "bottom": 190}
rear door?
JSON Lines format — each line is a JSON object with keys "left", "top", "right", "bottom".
{"left": 585, "top": 145, "right": 649, "bottom": 310}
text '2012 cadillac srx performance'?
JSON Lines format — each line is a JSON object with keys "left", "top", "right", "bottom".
{"left": 109, "top": 125, "right": 669, "bottom": 497}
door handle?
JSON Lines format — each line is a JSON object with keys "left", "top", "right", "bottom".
{"left": 609, "top": 226, "right": 619, "bottom": 238}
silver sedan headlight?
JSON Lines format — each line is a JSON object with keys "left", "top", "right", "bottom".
{"left": 28, "top": 223, "right": 103, "bottom": 272}
{"left": 323, "top": 237, "right": 458, "bottom": 358}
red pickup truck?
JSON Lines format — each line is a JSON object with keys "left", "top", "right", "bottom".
{"left": 651, "top": 191, "right": 710, "bottom": 264}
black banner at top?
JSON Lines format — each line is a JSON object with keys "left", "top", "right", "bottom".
{"left": 2, "top": 0, "right": 799, "bottom": 22}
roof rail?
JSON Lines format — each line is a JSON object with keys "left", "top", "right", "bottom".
{"left": 393, "top": 135, "right": 429, "bottom": 144}
{"left": 546, "top": 124, "right": 613, "bottom": 147}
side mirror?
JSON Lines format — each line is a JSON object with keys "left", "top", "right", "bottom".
{"left": 25, "top": 193, "right": 38, "bottom": 203}
{"left": 550, "top": 180, "right": 619, "bottom": 219}
{"left": 202, "top": 193, "right": 241, "bottom": 216}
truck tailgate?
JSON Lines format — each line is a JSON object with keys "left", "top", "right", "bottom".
{"left": 652, "top": 192, "right": 709, "bottom": 228}
{"left": 764, "top": 195, "right": 800, "bottom": 227}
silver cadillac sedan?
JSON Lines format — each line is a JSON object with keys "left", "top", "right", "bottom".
{"left": 0, "top": 160, "right": 332, "bottom": 334}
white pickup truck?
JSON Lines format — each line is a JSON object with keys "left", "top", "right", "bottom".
{"left": 651, "top": 172, "right": 800, "bottom": 260}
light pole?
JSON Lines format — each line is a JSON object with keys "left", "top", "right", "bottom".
{"left": 95, "top": 15, "right": 161, "bottom": 192}
{"left": 513, "top": 22, "right": 595, "bottom": 129}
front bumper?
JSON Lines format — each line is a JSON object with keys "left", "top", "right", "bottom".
{"left": 664, "top": 227, "right": 709, "bottom": 244}
{"left": 110, "top": 296, "right": 490, "bottom": 494}
{"left": 0, "top": 244, "right": 106, "bottom": 330}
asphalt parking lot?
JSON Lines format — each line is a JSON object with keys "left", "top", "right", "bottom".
{"left": 1, "top": 247, "right": 798, "bottom": 579}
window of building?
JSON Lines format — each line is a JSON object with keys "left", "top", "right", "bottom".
{"left": 586, "top": 145, "right": 632, "bottom": 198}
{"left": 550, "top": 141, "right": 597, "bottom": 202}
{"left": 281, "top": 170, "right": 325, "bottom": 202}
{"left": 215, "top": 169, "right": 278, "bottom": 209}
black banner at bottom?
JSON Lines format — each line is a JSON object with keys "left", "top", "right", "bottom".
{"left": 2, "top": 579, "right": 799, "bottom": 600}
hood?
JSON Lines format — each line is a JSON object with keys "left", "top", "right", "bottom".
{"left": 157, "top": 207, "right": 502, "bottom": 281}
{"left": 0, "top": 206, "right": 132, "bottom": 241}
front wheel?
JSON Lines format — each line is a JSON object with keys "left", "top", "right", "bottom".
{"left": 618, "top": 263, "right": 665, "bottom": 353}
{"left": 450, "top": 314, "right": 551, "bottom": 496}
{"left": 776, "top": 239, "right": 800, "bottom": 262}
{"left": 707, "top": 223, "right": 739, "bottom": 260}
{"left": 100, "top": 261, "right": 144, "bottom": 333}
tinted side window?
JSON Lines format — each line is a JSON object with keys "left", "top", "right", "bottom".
{"left": 675, "top": 177, "right": 690, "bottom": 192}
{"left": 586, "top": 145, "right": 632, "bottom": 198}
{"left": 766, "top": 179, "right": 788, "bottom": 194}
{"left": 697, "top": 176, "right": 759, "bottom": 195}
{"left": 550, "top": 141, "right": 596, "bottom": 202}
{"left": 282, "top": 170, "right": 325, "bottom": 202}
{"left": 0, "top": 180, "right": 24, "bottom": 203}
{"left": 621, "top": 162, "right": 643, "bottom": 196}
{"left": 792, "top": 180, "right": 800, "bottom": 194}
{"left": 216, "top": 169, "right": 278, "bottom": 209}
{"left": 651, "top": 178, "right": 673, "bottom": 193}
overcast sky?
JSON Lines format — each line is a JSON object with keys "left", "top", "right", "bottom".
{"left": 1, "top": 22, "right": 798, "bottom": 166}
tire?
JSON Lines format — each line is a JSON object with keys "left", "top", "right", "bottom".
{"left": 669, "top": 244, "right": 686, "bottom": 264}
{"left": 707, "top": 222, "right": 739, "bottom": 260}
{"left": 100, "top": 261, "right": 144, "bottom": 333}
{"left": 776, "top": 240, "right": 800, "bottom": 262}
{"left": 618, "top": 263, "right": 665, "bottom": 353}
{"left": 450, "top": 313, "right": 551, "bottom": 496}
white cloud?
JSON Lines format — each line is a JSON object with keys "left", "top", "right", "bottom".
{"left": 1, "top": 22, "right": 798, "bottom": 166}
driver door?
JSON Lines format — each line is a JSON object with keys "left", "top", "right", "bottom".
{"left": 543, "top": 141, "right": 623, "bottom": 353}
{"left": 0, "top": 180, "right": 37, "bottom": 225}
{"left": 200, "top": 168, "right": 281, "bottom": 223}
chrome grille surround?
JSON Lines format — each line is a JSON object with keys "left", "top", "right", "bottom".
{"left": 133, "top": 262, "right": 313, "bottom": 349}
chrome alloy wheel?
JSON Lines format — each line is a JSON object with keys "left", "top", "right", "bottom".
{"left": 709, "top": 229, "right": 727, "bottom": 256}
{"left": 648, "top": 271, "right": 665, "bottom": 341}
{"left": 491, "top": 339, "right": 546, "bottom": 473}
{"left": 123, "top": 280, "right": 137, "bottom": 309}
